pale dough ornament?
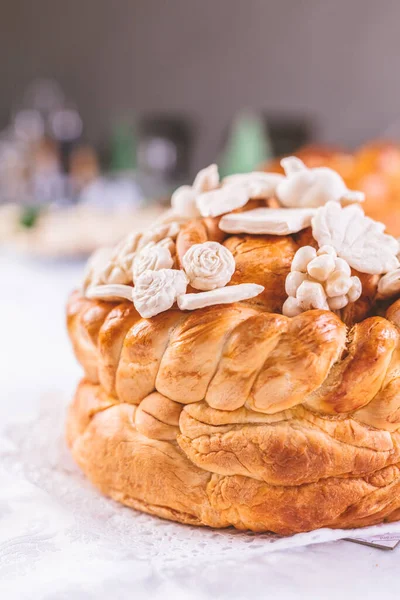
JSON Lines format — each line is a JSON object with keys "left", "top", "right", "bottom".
{"left": 136, "top": 221, "right": 180, "bottom": 252}
{"left": 133, "top": 268, "right": 188, "bottom": 318}
{"left": 295, "top": 280, "right": 329, "bottom": 311}
{"left": 282, "top": 244, "right": 362, "bottom": 317}
{"left": 95, "top": 231, "right": 142, "bottom": 286}
{"left": 377, "top": 268, "right": 400, "bottom": 298}
{"left": 311, "top": 201, "right": 399, "bottom": 275}
{"left": 177, "top": 283, "right": 264, "bottom": 310}
{"left": 219, "top": 207, "right": 316, "bottom": 235}
{"left": 132, "top": 239, "right": 174, "bottom": 281}
{"left": 182, "top": 241, "right": 235, "bottom": 290}
{"left": 81, "top": 246, "right": 113, "bottom": 292}
{"left": 277, "top": 156, "right": 364, "bottom": 208}
{"left": 193, "top": 163, "right": 219, "bottom": 193}
{"left": 170, "top": 186, "right": 199, "bottom": 219}
{"left": 84, "top": 221, "right": 181, "bottom": 290}
{"left": 222, "top": 172, "right": 284, "bottom": 199}
{"left": 86, "top": 268, "right": 188, "bottom": 317}
{"left": 285, "top": 271, "right": 308, "bottom": 297}
{"left": 171, "top": 164, "right": 219, "bottom": 218}
{"left": 151, "top": 208, "right": 189, "bottom": 228}
{"left": 86, "top": 283, "right": 133, "bottom": 302}
{"left": 196, "top": 184, "right": 249, "bottom": 218}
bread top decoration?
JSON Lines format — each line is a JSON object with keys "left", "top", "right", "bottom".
{"left": 132, "top": 269, "right": 189, "bottom": 318}
{"left": 196, "top": 171, "right": 284, "bottom": 218}
{"left": 219, "top": 207, "right": 316, "bottom": 235}
{"left": 378, "top": 268, "right": 400, "bottom": 298}
{"left": 82, "top": 221, "right": 181, "bottom": 291}
{"left": 171, "top": 164, "right": 219, "bottom": 218}
{"left": 276, "top": 156, "right": 365, "bottom": 208}
{"left": 132, "top": 238, "right": 174, "bottom": 281}
{"left": 81, "top": 157, "right": 400, "bottom": 322}
{"left": 311, "top": 201, "right": 399, "bottom": 274}
{"left": 221, "top": 172, "right": 284, "bottom": 198}
{"left": 182, "top": 241, "right": 235, "bottom": 290}
{"left": 283, "top": 245, "right": 362, "bottom": 317}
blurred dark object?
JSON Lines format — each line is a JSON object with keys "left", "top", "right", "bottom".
{"left": 267, "top": 116, "right": 312, "bottom": 157}
{"left": 134, "top": 114, "right": 193, "bottom": 204}
{"left": 137, "top": 115, "right": 192, "bottom": 183}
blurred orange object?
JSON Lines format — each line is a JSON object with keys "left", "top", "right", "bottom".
{"left": 264, "top": 141, "right": 400, "bottom": 236}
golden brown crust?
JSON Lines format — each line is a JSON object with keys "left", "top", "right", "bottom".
{"left": 65, "top": 228, "right": 400, "bottom": 533}
{"left": 66, "top": 291, "right": 400, "bottom": 426}
{"left": 66, "top": 291, "right": 117, "bottom": 382}
{"left": 224, "top": 234, "right": 298, "bottom": 312}
{"left": 67, "top": 380, "right": 400, "bottom": 534}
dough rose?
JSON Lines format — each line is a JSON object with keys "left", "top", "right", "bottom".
{"left": 132, "top": 268, "right": 188, "bottom": 318}
{"left": 182, "top": 241, "right": 235, "bottom": 290}
{"left": 132, "top": 240, "right": 174, "bottom": 281}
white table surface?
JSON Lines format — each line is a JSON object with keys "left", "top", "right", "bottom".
{"left": 1, "top": 253, "right": 399, "bottom": 600}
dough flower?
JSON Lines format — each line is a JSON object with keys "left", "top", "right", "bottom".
{"left": 171, "top": 164, "right": 219, "bottom": 218}
{"left": 81, "top": 246, "right": 113, "bottom": 292}
{"left": 182, "top": 241, "right": 235, "bottom": 290}
{"left": 83, "top": 221, "right": 180, "bottom": 291}
{"left": 132, "top": 239, "right": 174, "bottom": 281}
{"left": 282, "top": 245, "right": 362, "bottom": 317}
{"left": 312, "top": 201, "right": 399, "bottom": 275}
{"left": 132, "top": 269, "right": 188, "bottom": 318}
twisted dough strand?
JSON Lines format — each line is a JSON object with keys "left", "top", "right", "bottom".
{"left": 67, "top": 379, "right": 400, "bottom": 533}
{"left": 67, "top": 292, "right": 400, "bottom": 430}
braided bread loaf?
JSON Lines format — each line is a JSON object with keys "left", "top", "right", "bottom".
{"left": 66, "top": 215, "right": 400, "bottom": 534}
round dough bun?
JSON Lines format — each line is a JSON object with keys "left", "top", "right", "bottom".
{"left": 66, "top": 225, "right": 400, "bottom": 534}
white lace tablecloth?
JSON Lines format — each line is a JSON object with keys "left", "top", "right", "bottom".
{"left": 1, "top": 254, "right": 399, "bottom": 600}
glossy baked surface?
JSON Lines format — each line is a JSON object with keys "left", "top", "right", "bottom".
{"left": 66, "top": 224, "right": 400, "bottom": 534}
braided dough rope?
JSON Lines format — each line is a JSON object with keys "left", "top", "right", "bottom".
{"left": 84, "top": 221, "right": 181, "bottom": 290}
{"left": 67, "top": 285, "right": 400, "bottom": 533}
{"left": 67, "top": 291, "right": 400, "bottom": 422}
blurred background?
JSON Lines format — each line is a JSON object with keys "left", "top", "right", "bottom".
{"left": 2, "top": 0, "right": 400, "bottom": 258}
